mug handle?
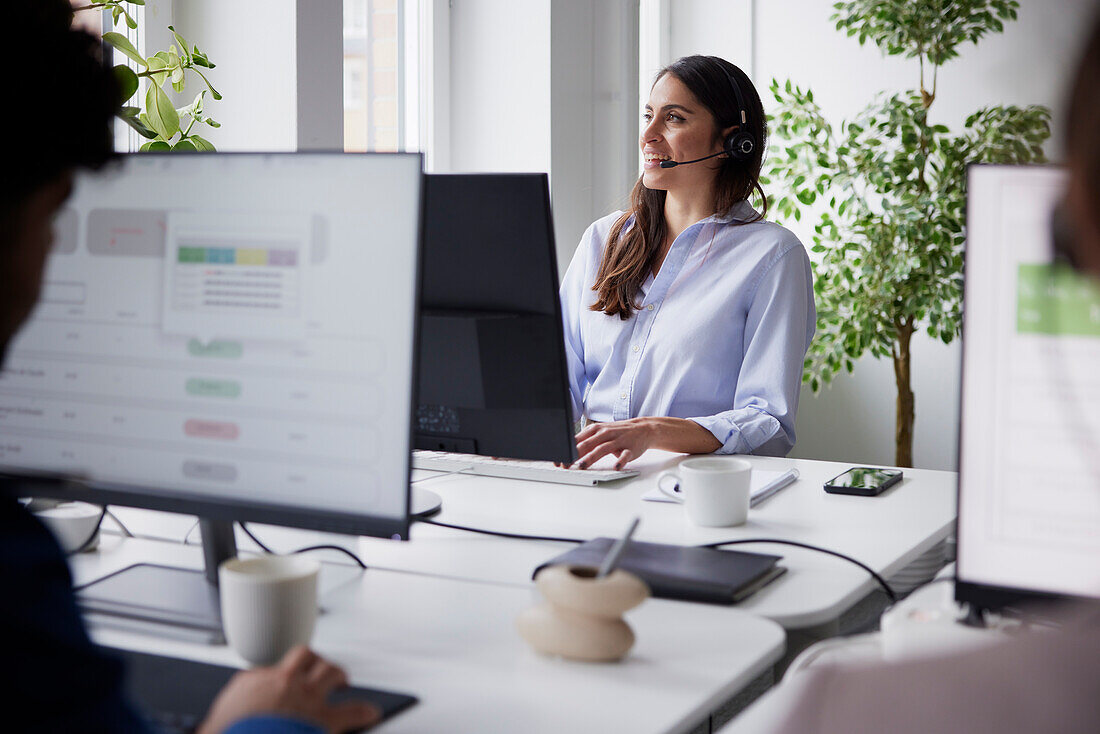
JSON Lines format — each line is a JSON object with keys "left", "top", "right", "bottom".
{"left": 656, "top": 471, "right": 685, "bottom": 503}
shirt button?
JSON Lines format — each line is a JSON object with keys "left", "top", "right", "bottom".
{"left": 620, "top": 393, "right": 627, "bottom": 400}
{"left": 632, "top": 345, "right": 640, "bottom": 353}
{"left": 647, "top": 304, "right": 654, "bottom": 311}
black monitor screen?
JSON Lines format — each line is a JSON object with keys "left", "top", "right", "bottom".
{"left": 416, "top": 173, "right": 576, "bottom": 463}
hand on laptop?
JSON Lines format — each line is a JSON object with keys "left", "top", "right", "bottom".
{"left": 573, "top": 417, "right": 722, "bottom": 470}
{"left": 198, "top": 646, "right": 380, "bottom": 734}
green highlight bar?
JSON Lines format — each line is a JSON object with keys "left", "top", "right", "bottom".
{"left": 178, "top": 246, "right": 205, "bottom": 263}
{"left": 1017, "top": 263, "right": 1100, "bottom": 337}
{"left": 187, "top": 339, "right": 244, "bottom": 359}
{"left": 186, "top": 377, "right": 242, "bottom": 398}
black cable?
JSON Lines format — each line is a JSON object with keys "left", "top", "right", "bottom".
{"left": 238, "top": 522, "right": 275, "bottom": 553}
{"left": 237, "top": 522, "right": 368, "bottom": 569}
{"left": 104, "top": 508, "right": 134, "bottom": 537}
{"left": 700, "top": 538, "right": 898, "bottom": 603}
{"left": 418, "top": 517, "right": 585, "bottom": 544}
{"left": 292, "top": 545, "right": 368, "bottom": 569}
{"left": 65, "top": 506, "right": 107, "bottom": 557}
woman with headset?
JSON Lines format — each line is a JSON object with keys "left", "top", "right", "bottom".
{"left": 560, "top": 55, "right": 815, "bottom": 470}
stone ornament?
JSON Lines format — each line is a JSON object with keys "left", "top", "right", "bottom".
{"left": 517, "top": 564, "right": 649, "bottom": 662}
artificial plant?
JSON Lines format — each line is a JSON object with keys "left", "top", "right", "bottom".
{"left": 765, "top": 0, "right": 1051, "bottom": 466}
{"left": 75, "top": 0, "right": 222, "bottom": 151}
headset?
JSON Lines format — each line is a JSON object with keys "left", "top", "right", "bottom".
{"left": 717, "top": 60, "right": 757, "bottom": 162}
{"left": 659, "top": 58, "right": 757, "bottom": 168}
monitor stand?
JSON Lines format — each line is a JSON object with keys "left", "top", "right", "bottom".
{"left": 77, "top": 518, "right": 236, "bottom": 644}
{"left": 411, "top": 487, "right": 443, "bottom": 517}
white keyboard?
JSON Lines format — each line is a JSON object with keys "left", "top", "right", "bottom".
{"left": 411, "top": 450, "right": 638, "bottom": 486}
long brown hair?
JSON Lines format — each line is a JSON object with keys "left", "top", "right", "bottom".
{"left": 591, "top": 56, "right": 768, "bottom": 319}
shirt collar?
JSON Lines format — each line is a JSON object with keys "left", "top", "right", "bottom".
{"left": 711, "top": 199, "right": 759, "bottom": 224}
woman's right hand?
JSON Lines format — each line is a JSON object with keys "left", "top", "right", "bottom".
{"left": 197, "top": 646, "right": 381, "bottom": 734}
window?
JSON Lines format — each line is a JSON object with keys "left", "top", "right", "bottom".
{"left": 71, "top": 0, "right": 146, "bottom": 152}
{"left": 343, "top": 0, "right": 418, "bottom": 153}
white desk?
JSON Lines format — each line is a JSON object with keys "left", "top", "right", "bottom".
{"left": 108, "top": 450, "right": 956, "bottom": 630}
{"left": 361, "top": 451, "right": 956, "bottom": 629}
{"left": 73, "top": 535, "right": 786, "bottom": 734}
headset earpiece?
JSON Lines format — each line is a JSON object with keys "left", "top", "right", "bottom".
{"left": 715, "top": 58, "right": 757, "bottom": 163}
{"left": 725, "top": 130, "right": 755, "bottom": 162}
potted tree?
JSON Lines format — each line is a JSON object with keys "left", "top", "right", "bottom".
{"left": 766, "top": 0, "right": 1051, "bottom": 466}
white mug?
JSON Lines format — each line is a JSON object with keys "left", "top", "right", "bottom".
{"left": 219, "top": 555, "right": 321, "bottom": 666}
{"left": 657, "top": 457, "right": 752, "bottom": 527}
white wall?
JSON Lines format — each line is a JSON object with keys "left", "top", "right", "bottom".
{"left": 173, "top": 0, "right": 298, "bottom": 151}
{"left": 551, "top": 1, "right": 640, "bottom": 273}
{"left": 661, "top": 0, "right": 1097, "bottom": 470}
{"left": 445, "top": 0, "right": 552, "bottom": 174}
{"left": 668, "top": 0, "right": 754, "bottom": 77}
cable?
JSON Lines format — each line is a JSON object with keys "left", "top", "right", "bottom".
{"left": 238, "top": 522, "right": 275, "bottom": 553}
{"left": 410, "top": 464, "right": 475, "bottom": 484}
{"left": 414, "top": 519, "right": 895, "bottom": 602}
{"left": 237, "top": 522, "right": 368, "bottom": 569}
{"left": 182, "top": 519, "right": 201, "bottom": 545}
{"left": 417, "top": 517, "right": 585, "bottom": 544}
{"left": 700, "top": 538, "right": 897, "bottom": 603}
{"left": 65, "top": 505, "right": 107, "bottom": 557}
{"left": 103, "top": 508, "right": 134, "bottom": 537}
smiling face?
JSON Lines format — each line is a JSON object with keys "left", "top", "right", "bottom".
{"left": 640, "top": 73, "right": 730, "bottom": 193}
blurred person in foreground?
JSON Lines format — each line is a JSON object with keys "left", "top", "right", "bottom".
{"left": 0, "top": 3, "right": 379, "bottom": 732}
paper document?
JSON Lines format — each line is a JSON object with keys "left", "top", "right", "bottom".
{"left": 642, "top": 468, "right": 799, "bottom": 506}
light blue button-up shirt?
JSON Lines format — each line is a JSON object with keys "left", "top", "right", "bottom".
{"left": 559, "top": 200, "right": 815, "bottom": 456}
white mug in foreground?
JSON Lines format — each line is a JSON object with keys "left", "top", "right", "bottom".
{"left": 657, "top": 457, "right": 752, "bottom": 527}
{"left": 219, "top": 555, "right": 321, "bottom": 666}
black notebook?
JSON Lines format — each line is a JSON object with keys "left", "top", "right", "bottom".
{"left": 108, "top": 647, "right": 418, "bottom": 733}
{"left": 535, "top": 538, "right": 786, "bottom": 605}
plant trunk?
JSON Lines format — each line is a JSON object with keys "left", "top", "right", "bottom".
{"left": 893, "top": 321, "right": 915, "bottom": 467}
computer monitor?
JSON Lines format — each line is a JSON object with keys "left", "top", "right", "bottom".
{"left": 0, "top": 152, "right": 423, "bottom": 636}
{"left": 414, "top": 173, "right": 576, "bottom": 463}
{"left": 957, "top": 164, "right": 1100, "bottom": 613}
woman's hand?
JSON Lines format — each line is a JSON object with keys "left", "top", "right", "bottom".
{"left": 574, "top": 417, "right": 722, "bottom": 470}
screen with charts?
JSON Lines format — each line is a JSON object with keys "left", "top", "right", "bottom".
{"left": 0, "top": 154, "right": 421, "bottom": 532}
{"left": 958, "top": 165, "right": 1100, "bottom": 602}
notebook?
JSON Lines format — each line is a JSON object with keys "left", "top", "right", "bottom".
{"left": 534, "top": 537, "right": 786, "bottom": 605}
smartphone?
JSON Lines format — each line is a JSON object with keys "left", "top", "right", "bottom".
{"left": 823, "top": 467, "right": 903, "bottom": 496}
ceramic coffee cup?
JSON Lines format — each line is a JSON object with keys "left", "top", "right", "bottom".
{"left": 218, "top": 555, "right": 321, "bottom": 666}
{"left": 657, "top": 457, "right": 752, "bottom": 527}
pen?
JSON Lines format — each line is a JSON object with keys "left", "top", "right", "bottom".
{"left": 750, "top": 468, "right": 800, "bottom": 507}
{"left": 596, "top": 516, "right": 640, "bottom": 579}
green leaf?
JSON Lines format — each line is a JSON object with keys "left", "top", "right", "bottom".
{"left": 193, "top": 68, "right": 222, "bottom": 100}
{"left": 168, "top": 25, "right": 192, "bottom": 62}
{"left": 192, "top": 47, "right": 215, "bottom": 69}
{"left": 145, "top": 82, "right": 180, "bottom": 140}
{"left": 140, "top": 140, "right": 171, "bottom": 153}
{"left": 189, "top": 134, "right": 217, "bottom": 152}
{"left": 146, "top": 56, "right": 169, "bottom": 87}
{"left": 119, "top": 107, "right": 158, "bottom": 139}
{"left": 111, "top": 64, "right": 139, "bottom": 104}
{"left": 102, "top": 32, "right": 146, "bottom": 67}
{"left": 173, "top": 139, "right": 198, "bottom": 152}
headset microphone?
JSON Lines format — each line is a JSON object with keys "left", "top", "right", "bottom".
{"left": 658, "top": 150, "right": 725, "bottom": 168}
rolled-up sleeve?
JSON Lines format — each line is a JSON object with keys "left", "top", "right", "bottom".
{"left": 689, "top": 243, "right": 815, "bottom": 456}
